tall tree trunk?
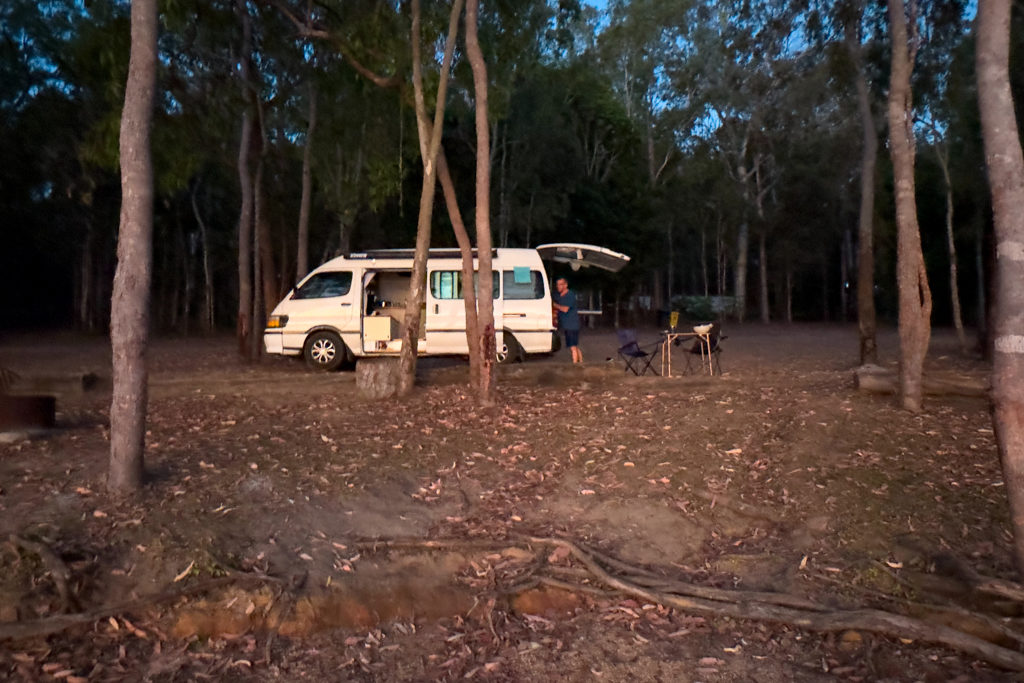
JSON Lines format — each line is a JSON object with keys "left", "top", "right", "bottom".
{"left": 847, "top": 10, "right": 879, "bottom": 364}
{"left": 399, "top": 0, "right": 462, "bottom": 396}
{"left": 109, "top": 0, "right": 157, "bottom": 493}
{"left": 935, "top": 145, "right": 968, "bottom": 353}
{"left": 79, "top": 222, "right": 95, "bottom": 332}
{"left": 976, "top": 216, "right": 987, "bottom": 347}
{"left": 190, "top": 180, "right": 215, "bottom": 332}
{"left": 180, "top": 210, "right": 193, "bottom": 336}
{"left": 839, "top": 229, "right": 849, "bottom": 320}
{"left": 297, "top": 83, "right": 316, "bottom": 281}
{"left": 976, "top": 0, "right": 1024, "bottom": 574}
{"left": 821, "top": 255, "right": 830, "bottom": 321}
{"left": 256, "top": 183, "right": 276, "bottom": 318}
{"left": 465, "top": 0, "right": 496, "bottom": 404}
{"left": 758, "top": 230, "right": 769, "bottom": 323}
{"left": 235, "top": 0, "right": 255, "bottom": 360}
{"left": 700, "top": 223, "right": 709, "bottom": 297}
{"left": 785, "top": 262, "right": 793, "bottom": 323}
{"left": 887, "top": 0, "right": 932, "bottom": 412}
{"left": 252, "top": 158, "right": 267, "bottom": 360}
{"left": 734, "top": 222, "right": 749, "bottom": 321}
{"left": 499, "top": 124, "right": 509, "bottom": 248}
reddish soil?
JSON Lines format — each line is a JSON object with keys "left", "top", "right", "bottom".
{"left": 0, "top": 324, "right": 1017, "bottom": 682}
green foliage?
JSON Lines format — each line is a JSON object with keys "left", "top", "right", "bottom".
{"left": 0, "top": 0, "right": 1003, "bottom": 331}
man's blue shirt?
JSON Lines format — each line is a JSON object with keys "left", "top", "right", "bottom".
{"left": 554, "top": 290, "right": 580, "bottom": 331}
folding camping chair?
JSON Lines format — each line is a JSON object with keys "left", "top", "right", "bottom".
{"left": 616, "top": 329, "right": 661, "bottom": 376}
{"left": 684, "top": 323, "right": 726, "bottom": 375}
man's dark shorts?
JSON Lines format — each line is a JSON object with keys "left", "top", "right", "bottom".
{"left": 564, "top": 329, "right": 579, "bottom": 347}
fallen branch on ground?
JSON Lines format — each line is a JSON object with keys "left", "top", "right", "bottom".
{"left": 9, "top": 535, "right": 79, "bottom": 613}
{"left": 694, "top": 490, "right": 781, "bottom": 522}
{"left": 0, "top": 573, "right": 282, "bottom": 643}
{"left": 854, "top": 365, "right": 989, "bottom": 397}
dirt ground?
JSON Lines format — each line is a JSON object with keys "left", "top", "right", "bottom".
{"left": 0, "top": 324, "right": 1018, "bottom": 681}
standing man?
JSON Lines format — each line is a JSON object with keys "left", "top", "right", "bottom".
{"left": 553, "top": 277, "right": 582, "bottom": 363}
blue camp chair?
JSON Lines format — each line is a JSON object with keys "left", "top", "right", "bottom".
{"left": 616, "top": 329, "right": 661, "bottom": 376}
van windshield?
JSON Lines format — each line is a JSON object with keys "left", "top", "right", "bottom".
{"left": 292, "top": 271, "right": 353, "bottom": 299}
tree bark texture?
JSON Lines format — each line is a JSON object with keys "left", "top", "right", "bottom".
{"left": 398, "top": 0, "right": 462, "bottom": 396}
{"left": 297, "top": 83, "right": 316, "bottom": 281}
{"left": 886, "top": 0, "right": 932, "bottom": 412}
{"left": 109, "top": 0, "right": 158, "bottom": 493}
{"left": 976, "top": 0, "right": 1024, "bottom": 574}
{"left": 437, "top": 154, "right": 483, "bottom": 389}
{"left": 465, "top": 0, "right": 497, "bottom": 404}
{"left": 847, "top": 12, "right": 879, "bottom": 365}
{"left": 235, "top": 0, "right": 255, "bottom": 360}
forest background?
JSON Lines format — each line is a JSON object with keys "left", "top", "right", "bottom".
{"left": 2, "top": 0, "right": 1016, "bottom": 342}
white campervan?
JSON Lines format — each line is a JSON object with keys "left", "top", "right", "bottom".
{"left": 262, "top": 243, "right": 629, "bottom": 370}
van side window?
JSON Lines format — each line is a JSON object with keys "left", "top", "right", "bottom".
{"left": 430, "top": 271, "right": 461, "bottom": 299}
{"left": 292, "top": 271, "right": 353, "bottom": 299}
{"left": 430, "top": 271, "right": 500, "bottom": 299}
{"left": 502, "top": 270, "right": 545, "bottom": 300}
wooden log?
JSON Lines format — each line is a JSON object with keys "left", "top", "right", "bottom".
{"left": 0, "top": 395, "right": 56, "bottom": 430}
{"left": 854, "top": 364, "right": 989, "bottom": 397}
{"left": 355, "top": 357, "right": 401, "bottom": 399}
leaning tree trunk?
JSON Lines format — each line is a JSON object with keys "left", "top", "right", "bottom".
{"left": 109, "top": 0, "right": 157, "bottom": 493}
{"left": 296, "top": 83, "right": 316, "bottom": 281}
{"left": 398, "top": 0, "right": 462, "bottom": 397}
{"left": 437, "top": 154, "right": 483, "bottom": 389}
{"left": 886, "top": 0, "right": 932, "bottom": 412}
{"left": 465, "top": 0, "right": 496, "bottom": 404}
{"left": 936, "top": 145, "right": 968, "bottom": 353}
{"left": 976, "top": 0, "right": 1024, "bottom": 574}
{"left": 847, "top": 5, "right": 879, "bottom": 365}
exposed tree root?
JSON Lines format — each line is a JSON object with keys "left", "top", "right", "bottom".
{"left": 7, "top": 533, "right": 1024, "bottom": 672}
{"left": 524, "top": 536, "right": 1024, "bottom": 671}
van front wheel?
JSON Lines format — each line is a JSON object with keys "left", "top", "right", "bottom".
{"left": 305, "top": 331, "right": 346, "bottom": 371}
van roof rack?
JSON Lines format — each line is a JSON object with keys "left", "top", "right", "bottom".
{"left": 348, "top": 248, "right": 498, "bottom": 260}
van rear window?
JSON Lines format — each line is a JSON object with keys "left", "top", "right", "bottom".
{"left": 292, "top": 271, "right": 353, "bottom": 299}
{"left": 502, "top": 270, "right": 545, "bottom": 300}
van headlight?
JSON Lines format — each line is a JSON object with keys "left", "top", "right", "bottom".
{"left": 266, "top": 315, "right": 289, "bottom": 329}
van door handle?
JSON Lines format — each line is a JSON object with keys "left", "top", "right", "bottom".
{"left": 340, "top": 303, "right": 351, "bottom": 307}
{"left": 503, "top": 313, "right": 526, "bottom": 317}
{"left": 434, "top": 304, "right": 439, "bottom": 314}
